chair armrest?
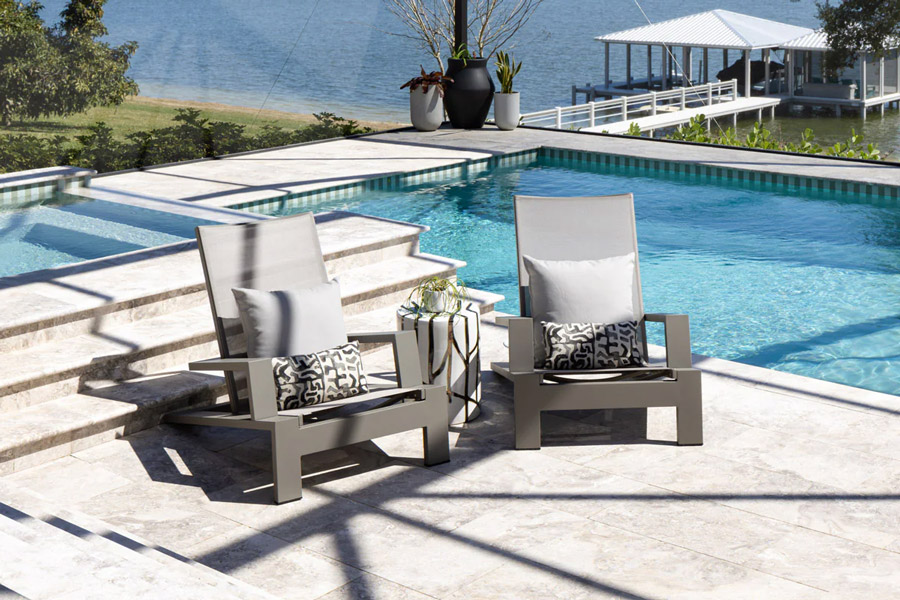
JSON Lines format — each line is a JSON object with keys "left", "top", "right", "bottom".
{"left": 347, "top": 330, "right": 422, "bottom": 388}
{"left": 189, "top": 358, "right": 278, "bottom": 421}
{"left": 644, "top": 313, "right": 692, "bottom": 368}
{"left": 505, "top": 317, "right": 535, "bottom": 373}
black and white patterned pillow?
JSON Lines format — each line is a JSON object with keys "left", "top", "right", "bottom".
{"left": 272, "top": 341, "right": 369, "bottom": 410}
{"left": 542, "top": 321, "right": 645, "bottom": 370}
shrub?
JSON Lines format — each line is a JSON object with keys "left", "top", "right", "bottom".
{"left": 0, "top": 110, "right": 373, "bottom": 174}
{"left": 0, "top": 134, "right": 68, "bottom": 172}
{"left": 664, "top": 116, "right": 884, "bottom": 160}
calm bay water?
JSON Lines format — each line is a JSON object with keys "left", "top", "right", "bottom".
{"left": 39, "top": 0, "right": 900, "bottom": 152}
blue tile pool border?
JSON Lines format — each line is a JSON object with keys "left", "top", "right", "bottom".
{"left": 0, "top": 174, "right": 92, "bottom": 209}
{"left": 232, "top": 146, "right": 900, "bottom": 215}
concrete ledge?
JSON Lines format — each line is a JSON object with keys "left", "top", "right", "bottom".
{"left": 0, "top": 166, "right": 94, "bottom": 189}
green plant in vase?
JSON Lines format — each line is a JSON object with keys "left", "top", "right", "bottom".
{"left": 404, "top": 277, "right": 469, "bottom": 315}
{"left": 493, "top": 51, "right": 522, "bottom": 130}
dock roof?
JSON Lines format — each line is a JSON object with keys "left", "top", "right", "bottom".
{"left": 595, "top": 10, "right": 813, "bottom": 50}
{"left": 780, "top": 31, "right": 829, "bottom": 51}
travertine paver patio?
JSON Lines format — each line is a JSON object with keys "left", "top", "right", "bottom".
{"left": 3, "top": 314, "right": 899, "bottom": 599}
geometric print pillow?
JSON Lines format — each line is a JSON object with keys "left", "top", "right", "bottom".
{"left": 272, "top": 341, "right": 369, "bottom": 410}
{"left": 542, "top": 321, "right": 645, "bottom": 370}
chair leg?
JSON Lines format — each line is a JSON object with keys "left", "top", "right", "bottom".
{"left": 423, "top": 386, "right": 450, "bottom": 466}
{"left": 676, "top": 370, "right": 703, "bottom": 446}
{"left": 514, "top": 375, "right": 542, "bottom": 450}
{"left": 272, "top": 420, "right": 304, "bottom": 503}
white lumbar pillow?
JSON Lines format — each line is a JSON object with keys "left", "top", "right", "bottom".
{"left": 232, "top": 279, "right": 347, "bottom": 358}
{"left": 522, "top": 253, "right": 636, "bottom": 366}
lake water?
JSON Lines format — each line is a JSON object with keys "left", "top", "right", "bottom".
{"left": 37, "top": 0, "right": 900, "bottom": 152}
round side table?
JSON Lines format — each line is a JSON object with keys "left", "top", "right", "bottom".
{"left": 397, "top": 306, "right": 481, "bottom": 425}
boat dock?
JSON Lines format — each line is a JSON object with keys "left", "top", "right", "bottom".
{"left": 527, "top": 9, "right": 900, "bottom": 137}
{"left": 587, "top": 96, "right": 781, "bottom": 135}
{"left": 522, "top": 80, "right": 781, "bottom": 136}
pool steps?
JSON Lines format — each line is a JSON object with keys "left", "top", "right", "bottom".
{"left": 0, "top": 212, "right": 502, "bottom": 474}
{"left": 0, "top": 478, "right": 278, "bottom": 599}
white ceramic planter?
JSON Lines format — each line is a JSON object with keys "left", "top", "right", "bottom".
{"left": 494, "top": 92, "right": 520, "bottom": 130}
{"left": 409, "top": 87, "right": 443, "bottom": 132}
{"left": 422, "top": 290, "right": 448, "bottom": 313}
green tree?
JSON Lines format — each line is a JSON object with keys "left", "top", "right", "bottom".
{"left": 817, "top": 0, "right": 900, "bottom": 74}
{"left": 0, "top": 0, "right": 137, "bottom": 126}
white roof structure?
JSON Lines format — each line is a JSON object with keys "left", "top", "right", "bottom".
{"left": 595, "top": 10, "right": 813, "bottom": 50}
{"left": 780, "top": 31, "right": 829, "bottom": 51}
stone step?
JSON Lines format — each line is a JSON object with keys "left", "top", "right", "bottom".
{"left": 0, "top": 253, "right": 462, "bottom": 413}
{"left": 0, "top": 480, "right": 276, "bottom": 599}
{"left": 0, "top": 372, "right": 225, "bottom": 475}
{"left": 0, "top": 291, "right": 499, "bottom": 474}
{"left": 0, "top": 211, "right": 427, "bottom": 353}
{"left": 0, "top": 290, "right": 497, "bottom": 474}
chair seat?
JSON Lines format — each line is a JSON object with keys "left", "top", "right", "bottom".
{"left": 492, "top": 361, "right": 676, "bottom": 382}
{"left": 290, "top": 386, "right": 421, "bottom": 422}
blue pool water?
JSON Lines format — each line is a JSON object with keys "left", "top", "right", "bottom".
{"left": 265, "top": 157, "right": 900, "bottom": 396}
{"left": 0, "top": 193, "right": 214, "bottom": 278}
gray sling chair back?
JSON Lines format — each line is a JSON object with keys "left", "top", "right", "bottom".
{"left": 164, "top": 212, "right": 450, "bottom": 503}
{"left": 491, "top": 194, "right": 703, "bottom": 449}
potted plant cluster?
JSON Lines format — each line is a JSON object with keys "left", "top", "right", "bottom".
{"left": 404, "top": 276, "right": 469, "bottom": 314}
{"left": 494, "top": 51, "right": 522, "bottom": 130}
{"left": 444, "top": 45, "right": 495, "bottom": 130}
{"left": 401, "top": 67, "right": 454, "bottom": 132}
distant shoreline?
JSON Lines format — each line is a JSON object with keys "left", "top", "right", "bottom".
{"left": 129, "top": 96, "right": 405, "bottom": 130}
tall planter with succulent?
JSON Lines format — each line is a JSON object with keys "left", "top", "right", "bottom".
{"left": 494, "top": 51, "right": 522, "bottom": 130}
{"left": 401, "top": 67, "right": 453, "bottom": 132}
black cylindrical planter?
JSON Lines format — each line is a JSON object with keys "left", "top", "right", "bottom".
{"left": 444, "top": 58, "right": 495, "bottom": 129}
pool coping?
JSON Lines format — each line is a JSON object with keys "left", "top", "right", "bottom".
{"left": 230, "top": 144, "right": 900, "bottom": 217}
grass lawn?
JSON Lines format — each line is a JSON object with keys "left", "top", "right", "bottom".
{"left": 0, "top": 96, "right": 401, "bottom": 140}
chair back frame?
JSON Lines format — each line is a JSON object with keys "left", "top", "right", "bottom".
{"left": 513, "top": 194, "right": 648, "bottom": 357}
{"left": 195, "top": 212, "right": 328, "bottom": 412}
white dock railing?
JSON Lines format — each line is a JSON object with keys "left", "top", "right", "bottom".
{"left": 522, "top": 80, "right": 739, "bottom": 130}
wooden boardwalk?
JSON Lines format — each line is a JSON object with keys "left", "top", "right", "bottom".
{"left": 585, "top": 96, "right": 783, "bottom": 135}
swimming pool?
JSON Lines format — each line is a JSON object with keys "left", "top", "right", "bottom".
{"left": 253, "top": 151, "right": 900, "bottom": 396}
{"left": 0, "top": 192, "right": 216, "bottom": 277}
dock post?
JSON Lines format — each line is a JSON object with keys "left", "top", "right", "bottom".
{"left": 661, "top": 47, "right": 667, "bottom": 90}
{"left": 896, "top": 49, "right": 900, "bottom": 98}
{"left": 764, "top": 49, "right": 771, "bottom": 95}
{"left": 707, "top": 82, "right": 713, "bottom": 106}
{"left": 861, "top": 105, "right": 866, "bottom": 121}
{"left": 555, "top": 107, "right": 562, "bottom": 129}
{"left": 757, "top": 108, "right": 762, "bottom": 122}
{"left": 626, "top": 44, "right": 632, "bottom": 88}
{"left": 681, "top": 87, "right": 686, "bottom": 109}
{"left": 769, "top": 105, "right": 775, "bottom": 119}
{"left": 571, "top": 85, "right": 577, "bottom": 106}
{"left": 604, "top": 42, "right": 610, "bottom": 88}
{"left": 860, "top": 52, "right": 866, "bottom": 100}
{"left": 703, "top": 47, "right": 709, "bottom": 83}
{"left": 589, "top": 102, "right": 596, "bottom": 128}
{"left": 836, "top": 105, "right": 842, "bottom": 117}
{"left": 881, "top": 102, "right": 886, "bottom": 117}
{"left": 650, "top": 91, "right": 657, "bottom": 115}
{"left": 787, "top": 50, "right": 794, "bottom": 96}
{"left": 621, "top": 96, "right": 628, "bottom": 121}
{"left": 647, "top": 45, "right": 653, "bottom": 90}
{"left": 732, "top": 112, "right": 738, "bottom": 128}
{"left": 743, "top": 50, "right": 751, "bottom": 97}
{"left": 880, "top": 55, "right": 885, "bottom": 99}
{"left": 706, "top": 117, "right": 711, "bottom": 133}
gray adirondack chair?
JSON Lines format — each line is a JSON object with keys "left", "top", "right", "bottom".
{"left": 165, "top": 212, "right": 450, "bottom": 503}
{"left": 491, "top": 194, "right": 703, "bottom": 449}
